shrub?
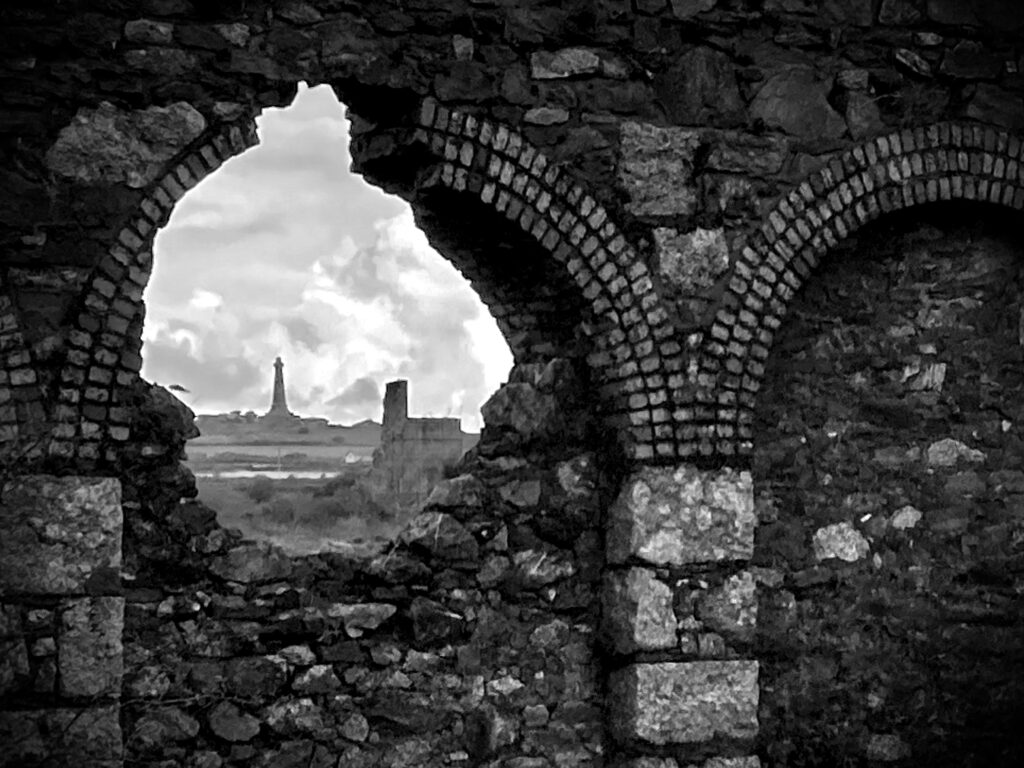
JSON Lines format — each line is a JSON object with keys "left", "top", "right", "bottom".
{"left": 262, "top": 496, "right": 295, "bottom": 526}
{"left": 246, "top": 476, "right": 275, "bottom": 503}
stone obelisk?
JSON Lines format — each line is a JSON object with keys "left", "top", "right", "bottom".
{"left": 266, "top": 356, "right": 292, "bottom": 418}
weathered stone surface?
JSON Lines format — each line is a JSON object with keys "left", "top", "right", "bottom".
{"left": 525, "top": 106, "right": 570, "bottom": 125}
{"left": 0, "top": 476, "right": 121, "bottom": 595}
{"left": 124, "top": 47, "right": 197, "bottom": 75}
{"left": 879, "top": 0, "right": 922, "bottom": 24}
{"left": 603, "top": 568, "right": 677, "bottom": 653}
{"left": 654, "top": 47, "right": 743, "bottom": 125}
{"left": 609, "top": 661, "right": 759, "bottom": 744}
{"left": 210, "top": 542, "right": 294, "bottom": 583}
{"left": 481, "top": 383, "right": 561, "bottom": 441}
{"left": 58, "top": 596, "right": 123, "bottom": 697}
{"left": 865, "top": 733, "right": 911, "bottom": 761}
{"left": 696, "top": 571, "right": 757, "bottom": 640}
{"left": 889, "top": 505, "right": 922, "bottom": 530}
{"left": 895, "top": 48, "right": 933, "bottom": 78}
{"left": 669, "top": 0, "right": 717, "bottom": 18}
{"left": 45, "top": 101, "right": 206, "bottom": 188}
{"left": 208, "top": 701, "right": 261, "bottom": 742}
{"left": 926, "top": 438, "right": 985, "bottom": 467}
{"left": 326, "top": 602, "right": 397, "bottom": 638}
{"left": 607, "top": 466, "right": 755, "bottom": 565}
{"left": 0, "top": 705, "right": 122, "bottom": 765}
{"left": 926, "top": 0, "right": 978, "bottom": 25}
{"left": 811, "top": 522, "right": 869, "bottom": 562}
{"left": 705, "top": 133, "right": 787, "bottom": 176}
{"left": 410, "top": 597, "right": 464, "bottom": 645}
{"left": 215, "top": 23, "right": 251, "bottom": 47}
{"left": 513, "top": 548, "right": 575, "bottom": 586}
{"left": 292, "top": 664, "right": 341, "bottom": 694}
{"left": 400, "top": 511, "right": 479, "bottom": 561}
{"left": 264, "top": 698, "right": 326, "bottom": 734}
{"left": 965, "top": 84, "right": 1024, "bottom": 131}
{"left": 619, "top": 122, "right": 701, "bottom": 216}
{"left": 845, "top": 91, "right": 885, "bottom": 140}
{"left": 531, "top": 48, "right": 600, "bottom": 79}
{"left": 940, "top": 41, "right": 1003, "bottom": 79}
{"left": 124, "top": 19, "right": 174, "bottom": 44}
{"left": 424, "top": 473, "right": 486, "bottom": 509}
{"left": 340, "top": 712, "right": 370, "bottom": 742}
{"left": 133, "top": 706, "right": 201, "bottom": 749}
{"left": 750, "top": 69, "right": 846, "bottom": 140}
{"left": 655, "top": 227, "right": 730, "bottom": 295}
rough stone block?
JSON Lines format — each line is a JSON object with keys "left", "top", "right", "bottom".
{"left": 655, "top": 227, "right": 730, "bottom": 295}
{"left": 603, "top": 568, "right": 677, "bottom": 653}
{"left": 0, "top": 705, "right": 122, "bottom": 766}
{"left": 45, "top": 101, "right": 206, "bottom": 188}
{"left": 58, "top": 596, "right": 124, "bottom": 697}
{"left": 607, "top": 465, "right": 755, "bottom": 566}
{"left": 0, "top": 476, "right": 122, "bottom": 596}
{"left": 609, "top": 661, "right": 759, "bottom": 745}
{"left": 619, "top": 122, "right": 700, "bottom": 216}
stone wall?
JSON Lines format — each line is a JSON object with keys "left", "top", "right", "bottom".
{"left": 0, "top": 475, "right": 125, "bottom": 768}
{"left": 753, "top": 205, "right": 1024, "bottom": 766}
{"left": 0, "top": 1, "right": 1023, "bottom": 766}
{"left": 118, "top": 359, "right": 615, "bottom": 768}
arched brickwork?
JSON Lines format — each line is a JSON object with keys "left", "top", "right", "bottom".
{"left": 701, "top": 122, "right": 1024, "bottom": 458}
{"left": 49, "top": 119, "right": 260, "bottom": 465}
{"left": 412, "top": 99, "right": 678, "bottom": 461}
{"left": 52, "top": 96, "right": 682, "bottom": 465}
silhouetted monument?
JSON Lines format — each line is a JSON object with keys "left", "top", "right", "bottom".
{"left": 264, "top": 356, "right": 295, "bottom": 421}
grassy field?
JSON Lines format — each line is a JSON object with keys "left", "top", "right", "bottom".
{"left": 196, "top": 472, "right": 401, "bottom": 556}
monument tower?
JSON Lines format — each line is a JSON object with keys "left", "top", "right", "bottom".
{"left": 265, "top": 356, "right": 293, "bottom": 418}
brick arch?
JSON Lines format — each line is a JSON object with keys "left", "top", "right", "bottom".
{"left": 56, "top": 97, "right": 682, "bottom": 465}
{"left": 699, "top": 121, "right": 1024, "bottom": 458}
{"left": 50, "top": 119, "right": 259, "bottom": 464}
{"left": 411, "top": 100, "right": 680, "bottom": 461}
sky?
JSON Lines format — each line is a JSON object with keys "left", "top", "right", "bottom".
{"left": 141, "top": 83, "right": 513, "bottom": 430}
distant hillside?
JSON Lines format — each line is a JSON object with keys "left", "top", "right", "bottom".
{"left": 192, "top": 413, "right": 383, "bottom": 446}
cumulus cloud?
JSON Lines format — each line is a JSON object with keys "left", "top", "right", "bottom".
{"left": 141, "top": 83, "right": 512, "bottom": 430}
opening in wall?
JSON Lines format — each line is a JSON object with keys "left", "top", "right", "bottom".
{"left": 141, "top": 83, "right": 513, "bottom": 554}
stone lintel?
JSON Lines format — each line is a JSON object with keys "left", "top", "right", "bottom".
{"left": 0, "top": 476, "right": 122, "bottom": 596}
{"left": 609, "top": 660, "right": 759, "bottom": 746}
{"left": 607, "top": 465, "right": 755, "bottom": 566}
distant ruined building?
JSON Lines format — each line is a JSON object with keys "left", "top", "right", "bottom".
{"left": 367, "top": 380, "right": 475, "bottom": 513}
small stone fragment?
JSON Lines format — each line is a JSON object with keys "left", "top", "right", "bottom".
{"left": 890, "top": 505, "right": 922, "bottom": 530}
{"left": 926, "top": 438, "right": 986, "bottom": 467}
{"left": 669, "top": 0, "right": 717, "bottom": 19}
{"left": 531, "top": 48, "right": 600, "bottom": 79}
{"left": 340, "top": 712, "right": 369, "bottom": 742}
{"left": 865, "top": 733, "right": 911, "bottom": 761}
{"left": 812, "top": 522, "right": 870, "bottom": 562}
{"left": 452, "top": 34, "right": 474, "bottom": 60}
{"left": 124, "top": 19, "right": 174, "bottom": 44}
{"left": 895, "top": 48, "right": 933, "bottom": 78}
{"left": 749, "top": 69, "right": 846, "bottom": 140}
{"left": 208, "top": 701, "right": 260, "bottom": 743}
{"left": 524, "top": 106, "right": 570, "bottom": 125}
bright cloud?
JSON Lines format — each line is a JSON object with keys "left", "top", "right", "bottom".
{"left": 142, "top": 83, "right": 512, "bottom": 430}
